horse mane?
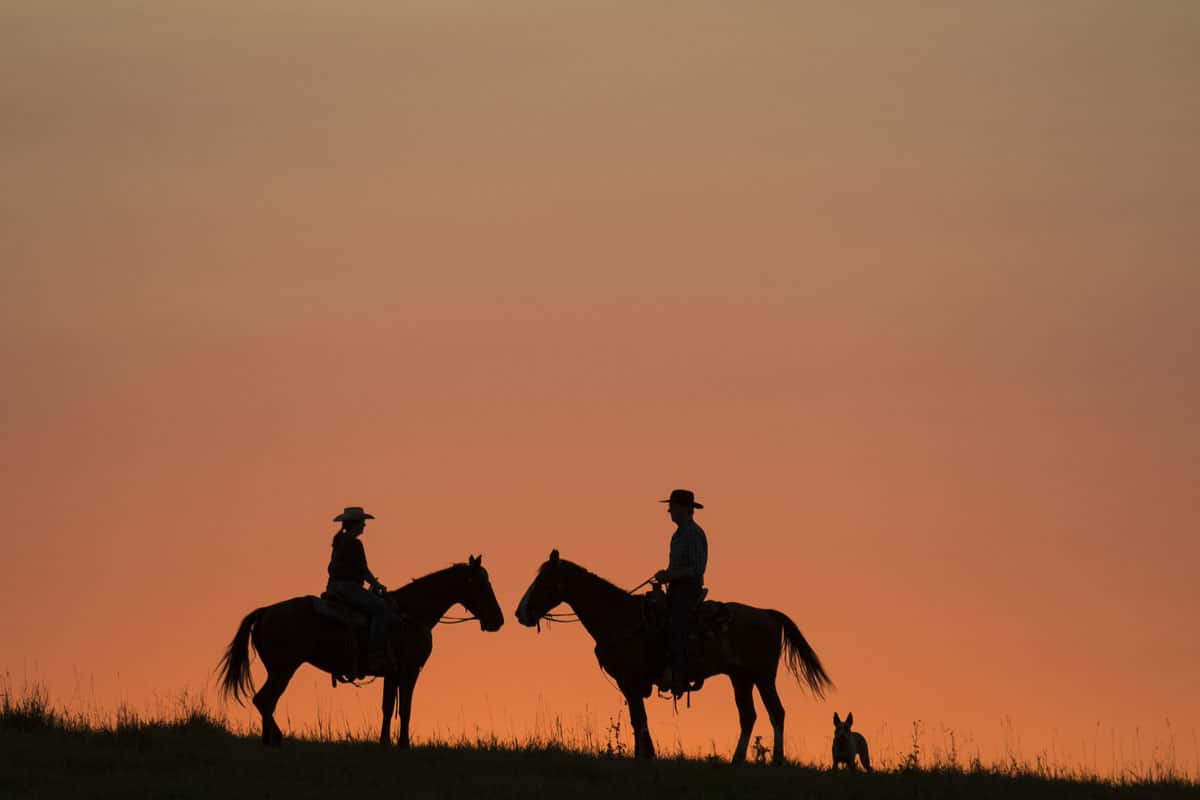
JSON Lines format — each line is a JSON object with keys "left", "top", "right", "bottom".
{"left": 541, "top": 558, "right": 633, "bottom": 603}
{"left": 391, "top": 562, "right": 468, "bottom": 599}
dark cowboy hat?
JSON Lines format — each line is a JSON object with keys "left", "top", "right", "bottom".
{"left": 333, "top": 506, "right": 375, "bottom": 522}
{"left": 659, "top": 489, "right": 703, "bottom": 509}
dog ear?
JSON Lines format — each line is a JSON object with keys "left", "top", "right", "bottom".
{"left": 846, "top": 712, "right": 854, "bottom": 728}
{"left": 833, "top": 712, "right": 841, "bottom": 726}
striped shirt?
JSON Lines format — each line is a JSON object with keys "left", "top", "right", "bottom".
{"left": 667, "top": 521, "right": 708, "bottom": 585}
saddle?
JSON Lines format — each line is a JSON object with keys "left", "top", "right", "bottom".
{"left": 313, "top": 594, "right": 371, "bottom": 684}
{"left": 642, "top": 590, "right": 733, "bottom": 642}
{"left": 691, "top": 598, "right": 733, "bottom": 639}
{"left": 642, "top": 589, "right": 733, "bottom": 694}
{"left": 313, "top": 593, "right": 370, "bottom": 629}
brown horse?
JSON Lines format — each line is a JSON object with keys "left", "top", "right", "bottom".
{"left": 218, "top": 555, "right": 503, "bottom": 747}
{"left": 515, "top": 550, "right": 831, "bottom": 764}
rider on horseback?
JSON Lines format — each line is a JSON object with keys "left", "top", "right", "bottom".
{"left": 326, "top": 506, "right": 395, "bottom": 674}
{"left": 653, "top": 489, "right": 708, "bottom": 698}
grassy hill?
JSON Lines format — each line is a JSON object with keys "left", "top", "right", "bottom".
{"left": 2, "top": 686, "right": 1195, "bottom": 800}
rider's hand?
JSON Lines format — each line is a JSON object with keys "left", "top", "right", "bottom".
{"left": 654, "top": 569, "right": 669, "bottom": 584}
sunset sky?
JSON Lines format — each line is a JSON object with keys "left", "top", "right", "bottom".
{"left": 3, "top": 1, "right": 1197, "bottom": 775}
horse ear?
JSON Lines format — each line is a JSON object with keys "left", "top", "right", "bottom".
{"left": 469, "top": 554, "right": 479, "bottom": 567}
{"left": 475, "top": 554, "right": 483, "bottom": 566}
{"left": 833, "top": 712, "right": 841, "bottom": 726}
{"left": 549, "top": 549, "right": 559, "bottom": 564}
{"left": 846, "top": 712, "right": 853, "bottom": 727}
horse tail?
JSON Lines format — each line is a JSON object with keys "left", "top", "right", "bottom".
{"left": 217, "top": 606, "right": 267, "bottom": 705}
{"left": 767, "top": 609, "right": 834, "bottom": 699}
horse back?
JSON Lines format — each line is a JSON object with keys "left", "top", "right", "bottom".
{"left": 699, "top": 601, "right": 788, "bottom": 667}
{"left": 312, "top": 594, "right": 370, "bottom": 628}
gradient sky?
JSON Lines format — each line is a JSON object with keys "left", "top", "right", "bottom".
{"left": 3, "top": 0, "right": 1198, "bottom": 776}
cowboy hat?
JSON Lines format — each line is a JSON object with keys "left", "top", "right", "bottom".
{"left": 659, "top": 489, "right": 703, "bottom": 509}
{"left": 333, "top": 506, "right": 375, "bottom": 522}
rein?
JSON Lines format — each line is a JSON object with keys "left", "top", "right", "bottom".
{"left": 536, "top": 573, "right": 658, "bottom": 629}
{"left": 342, "top": 676, "right": 379, "bottom": 687}
{"left": 627, "top": 575, "right": 657, "bottom": 594}
{"left": 437, "top": 614, "right": 478, "bottom": 625}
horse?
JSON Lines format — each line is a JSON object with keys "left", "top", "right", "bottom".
{"left": 218, "top": 555, "right": 504, "bottom": 747}
{"left": 514, "top": 550, "right": 832, "bottom": 764}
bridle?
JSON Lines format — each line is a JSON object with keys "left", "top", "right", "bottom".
{"left": 534, "top": 577, "right": 579, "bottom": 630}
{"left": 436, "top": 565, "right": 493, "bottom": 626}
{"left": 532, "top": 572, "right": 660, "bottom": 631}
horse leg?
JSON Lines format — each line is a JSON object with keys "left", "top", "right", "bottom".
{"left": 756, "top": 677, "right": 786, "bottom": 765}
{"left": 379, "top": 676, "right": 397, "bottom": 747}
{"left": 396, "top": 670, "right": 417, "bottom": 750}
{"left": 252, "top": 664, "right": 297, "bottom": 747}
{"left": 730, "top": 674, "right": 757, "bottom": 764}
{"left": 623, "top": 688, "right": 654, "bottom": 759}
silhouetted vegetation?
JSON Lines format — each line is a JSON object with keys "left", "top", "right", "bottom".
{"left": 2, "top": 681, "right": 1195, "bottom": 799}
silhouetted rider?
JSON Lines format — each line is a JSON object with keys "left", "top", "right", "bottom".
{"left": 653, "top": 489, "right": 708, "bottom": 697}
{"left": 326, "top": 506, "right": 394, "bottom": 673}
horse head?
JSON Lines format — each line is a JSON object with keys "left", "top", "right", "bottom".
{"left": 515, "top": 548, "right": 567, "bottom": 626}
{"left": 460, "top": 554, "right": 505, "bottom": 632}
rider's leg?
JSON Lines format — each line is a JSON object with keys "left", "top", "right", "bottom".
{"left": 332, "top": 583, "right": 394, "bottom": 674}
{"left": 361, "top": 590, "right": 394, "bottom": 672}
{"left": 667, "top": 582, "right": 701, "bottom": 695}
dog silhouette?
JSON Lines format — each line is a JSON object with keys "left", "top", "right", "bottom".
{"left": 832, "top": 712, "right": 872, "bottom": 771}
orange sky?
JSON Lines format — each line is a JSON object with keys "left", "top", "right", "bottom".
{"left": 3, "top": 0, "right": 1198, "bottom": 776}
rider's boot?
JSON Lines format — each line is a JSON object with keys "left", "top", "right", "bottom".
{"left": 658, "top": 664, "right": 673, "bottom": 693}
{"left": 366, "top": 615, "right": 397, "bottom": 675}
{"left": 367, "top": 638, "right": 399, "bottom": 675}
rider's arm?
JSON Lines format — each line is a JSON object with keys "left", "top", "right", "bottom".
{"left": 359, "top": 544, "right": 385, "bottom": 591}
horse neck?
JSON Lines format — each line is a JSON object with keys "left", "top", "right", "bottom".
{"left": 390, "top": 565, "right": 465, "bottom": 628}
{"left": 560, "top": 563, "right": 639, "bottom": 644}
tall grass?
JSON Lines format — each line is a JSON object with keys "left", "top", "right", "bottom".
{"left": 1, "top": 676, "right": 227, "bottom": 738}
{"left": 2, "top": 675, "right": 1195, "bottom": 790}
{"left": 854, "top": 714, "right": 1197, "bottom": 786}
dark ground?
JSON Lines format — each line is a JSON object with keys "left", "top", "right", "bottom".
{"left": 1, "top": 715, "right": 1196, "bottom": 800}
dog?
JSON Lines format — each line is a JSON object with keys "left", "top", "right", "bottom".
{"left": 832, "top": 712, "right": 872, "bottom": 771}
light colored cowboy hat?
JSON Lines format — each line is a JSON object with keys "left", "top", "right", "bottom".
{"left": 333, "top": 506, "right": 375, "bottom": 522}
